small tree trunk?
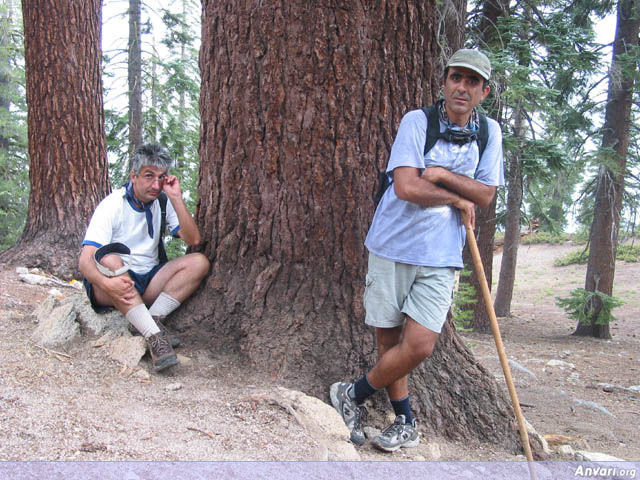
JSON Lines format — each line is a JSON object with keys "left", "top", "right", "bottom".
{"left": 575, "top": 0, "right": 639, "bottom": 338}
{"left": 494, "top": 98, "right": 526, "bottom": 318}
{"left": 1, "top": 0, "right": 109, "bottom": 278}
{"left": 127, "top": 0, "right": 143, "bottom": 169}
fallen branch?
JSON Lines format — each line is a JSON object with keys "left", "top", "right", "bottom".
{"left": 29, "top": 341, "right": 72, "bottom": 360}
{"left": 187, "top": 426, "right": 216, "bottom": 439}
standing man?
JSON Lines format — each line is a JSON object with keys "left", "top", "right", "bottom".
{"left": 79, "top": 143, "right": 210, "bottom": 372}
{"left": 330, "top": 49, "right": 504, "bottom": 451}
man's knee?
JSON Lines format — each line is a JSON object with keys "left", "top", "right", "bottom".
{"left": 188, "top": 253, "right": 210, "bottom": 279}
{"left": 402, "top": 326, "right": 438, "bottom": 364}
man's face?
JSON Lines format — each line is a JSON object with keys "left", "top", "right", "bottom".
{"left": 442, "top": 66, "right": 490, "bottom": 126}
{"left": 130, "top": 165, "right": 168, "bottom": 204}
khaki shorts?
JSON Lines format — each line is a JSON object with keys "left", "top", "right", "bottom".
{"left": 363, "top": 253, "right": 455, "bottom": 333}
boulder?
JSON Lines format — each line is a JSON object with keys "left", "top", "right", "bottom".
{"left": 275, "top": 387, "right": 360, "bottom": 461}
{"left": 109, "top": 335, "right": 147, "bottom": 368}
{"left": 31, "top": 302, "right": 80, "bottom": 347}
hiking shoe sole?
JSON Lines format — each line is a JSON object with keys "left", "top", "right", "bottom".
{"left": 153, "top": 354, "right": 179, "bottom": 372}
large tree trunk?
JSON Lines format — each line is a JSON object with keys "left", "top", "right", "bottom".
{"left": 127, "top": 0, "right": 143, "bottom": 169}
{"left": 187, "top": 0, "right": 524, "bottom": 452}
{"left": 494, "top": 104, "right": 525, "bottom": 317}
{"left": 575, "top": 0, "right": 639, "bottom": 339}
{"left": 0, "top": 0, "right": 109, "bottom": 278}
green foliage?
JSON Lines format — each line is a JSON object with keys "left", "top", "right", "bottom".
{"left": 521, "top": 231, "right": 570, "bottom": 245}
{"left": 553, "top": 243, "right": 640, "bottom": 266}
{"left": 468, "top": 0, "right": 615, "bottom": 235}
{"left": 555, "top": 288, "right": 622, "bottom": 326}
{"left": 554, "top": 249, "right": 589, "bottom": 266}
{"left": 164, "top": 236, "right": 187, "bottom": 260}
{"left": 0, "top": 1, "right": 28, "bottom": 251}
{"left": 453, "top": 270, "right": 477, "bottom": 331}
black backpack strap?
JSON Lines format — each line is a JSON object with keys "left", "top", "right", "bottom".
{"left": 157, "top": 192, "right": 168, "bottom": 264}
{"left": 477, "top": 113, "right": 489, "bottom": 160}
{"left": 421, "top": 106, "right": 441, "bottom": 156}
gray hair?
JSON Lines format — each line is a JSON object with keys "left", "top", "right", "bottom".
{"left": 132, "top": 143, "right": 173, "bottom": 174}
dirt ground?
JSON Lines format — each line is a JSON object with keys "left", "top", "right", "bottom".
{"left": 0, "top": 242, "right": 638, "bottom": 462}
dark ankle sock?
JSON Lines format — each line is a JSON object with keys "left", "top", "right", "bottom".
{"left": 390, "top": 396, "right": 414, "bottom": 424}
{"left": 352, "top": 375, "right": 379, "bottom": 404}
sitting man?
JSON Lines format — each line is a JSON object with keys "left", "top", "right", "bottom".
{"left": 79, "top": 143, "right": 210, "bottom": 371}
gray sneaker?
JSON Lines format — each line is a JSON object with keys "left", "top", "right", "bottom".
{"left": 371, "top": 415, "right": 420, "bottom": 452}
{"left": 329, "top": 382, "right": 366, "bottom": 445}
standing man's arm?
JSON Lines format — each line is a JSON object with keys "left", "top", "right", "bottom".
{"left": 393, "top": 166, "right": 479, "bottom": 229}
{"left": 162, "top": 174, "right": 201, "bottom": 246}
{"left": 421, "top": 166, "right": 496, "bottom": 208}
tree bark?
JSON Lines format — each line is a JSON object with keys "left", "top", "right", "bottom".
{"left": 494, "top": 104, "right": 525, "bottom": 317}
{"left": 575, "top": 0, "right": 639, "bottom": 339}
{"left": 128, "top": 0, "right": 143, "bottom": 169}
{"left": 187, "top": 0, "right": 524, "bottom": 452}
{"left": 0, "top": 0, "right": 109, "bottom": 278}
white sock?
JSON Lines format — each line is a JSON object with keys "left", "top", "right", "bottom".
{"left": 148, "top": 292, "right": 181, "bottom": 317}
{"left": 126, "top": 303, "right": 161, "bottom": 338}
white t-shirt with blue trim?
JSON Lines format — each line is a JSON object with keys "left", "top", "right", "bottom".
{"left": 82, "top": 186, "right": 181, "bottom": 274}
{"left": 365, "top": 108, "right": 505, "bottom": 269}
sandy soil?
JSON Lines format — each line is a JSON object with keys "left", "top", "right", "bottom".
{"left": 0, "top": 242, "right": 638, "bottom": 462}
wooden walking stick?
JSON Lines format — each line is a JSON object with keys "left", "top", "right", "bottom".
{"left": 462, "top": 213, "right": 534, "bottom": 464}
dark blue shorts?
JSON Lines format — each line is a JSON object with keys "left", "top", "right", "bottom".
{"left": 83, "top": 263, "right": 165, "bottom": 313}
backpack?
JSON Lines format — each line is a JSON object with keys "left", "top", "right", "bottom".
{"left": 372, "top": 105, "right": 489, "bottom": 206}
{"left": 158, "top": 192, "right": 169, "bottom": 264}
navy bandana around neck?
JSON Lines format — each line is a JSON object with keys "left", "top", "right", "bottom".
{"left": 123, "top": 182, "right": 155, "bottom": 238}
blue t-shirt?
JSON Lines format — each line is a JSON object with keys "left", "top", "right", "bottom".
{"left": 364, "top": 108, "right": 504, "bottom": 268}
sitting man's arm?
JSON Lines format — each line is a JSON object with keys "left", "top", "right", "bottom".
{"left": 78, "top": 245, "right": 138, "bottom": 309}
{"left": 162, "top": 174, "right": 202, "bottom": 246}
{"left": 393, "top": 166, "right": 478, "bottom": 228}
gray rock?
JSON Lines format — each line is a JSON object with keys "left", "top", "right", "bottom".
{"left": 546, "top": 359, "right": 575, "bottom": 369}
{"left": 572, "top": 399, "right": 614, "bottom": 417}
{"left": 276, "top": 387, "right": 360, "bottom": 460}
{"left": 363, "top": 426, "right": 381, "bottom": 440}
{"left": 31, "top": 302, "right": 80, "bottom": 347}
{"left": 425, "top": 441, "right": 442, "bottom": 460}
{"left": 509, "top": 359, "right": 537, "bottom": 379}
{"left": 574, "top": 450, "right": 625, "bottom": 461}
{"left": 165, "top": 382, "right": 183, "bottom": 391}
{"left": 557, "top": 444, "right": 575, "bottom": 458}
{"left": 566, "top": 372, "right": 583, "bottom": 386}
{"left": 68, "top": 294, "right": 128, "bottom": 336}
{"left": 109, "top": 335, "right": 147, "bottom": 368}
{"left": 524, "top": 418, "right": 551, "bottom": 455}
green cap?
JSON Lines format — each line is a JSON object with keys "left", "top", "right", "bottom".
{"left": 447, "top": 49, "right": 491, "bottom": 80}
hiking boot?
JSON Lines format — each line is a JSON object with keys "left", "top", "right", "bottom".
{"left": 371, "top": 415, "right": 420, "bottom": 452}
{"left": 146, "top": 331, "right": 179, "bottom": 372}
{"left": 129, "top": 318, "right": 181, "bottom": 348}
{"left": 329, "top": 382, "right": 366, "bottom": 445}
